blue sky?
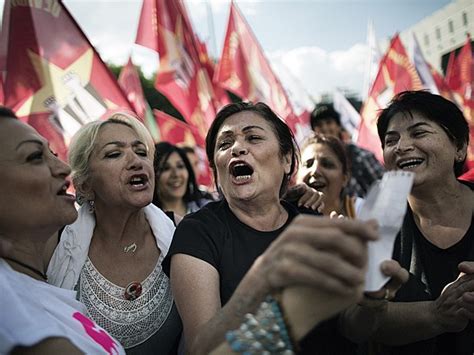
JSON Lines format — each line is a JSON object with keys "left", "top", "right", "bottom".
{"left": 0, "top": 0, "right": 452, "bottom": 101}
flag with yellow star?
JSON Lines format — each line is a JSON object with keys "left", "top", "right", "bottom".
{"left": 1, "top": 0, "right": 131, "bottom": 160}
{"left": 214, "top": 2, "right": 302, "bottom": 135}
{"left": 135, "top": 0, "right": 218, "bottom": 145}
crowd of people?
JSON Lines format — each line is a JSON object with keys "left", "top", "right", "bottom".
{"left": 0, "top": 90, "right": 473, "bottom": 355}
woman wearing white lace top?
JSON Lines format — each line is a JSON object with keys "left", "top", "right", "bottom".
{"left": 47, "top": 112, "right": 182, "bottom": 354}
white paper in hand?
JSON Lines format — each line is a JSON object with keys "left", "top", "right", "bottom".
{"left": 358, "top": 171, "right": 414, "bottom": 291}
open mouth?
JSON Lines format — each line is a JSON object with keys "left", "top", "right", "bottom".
{"left": 397, "top": 158, "right": 424, "bottom": 170}
{"left": 230, "top": 161, "right": 254, "bottom": 182}
{"left": 129, "top": 174, "right": 149, "bottom": 187}
{"left": 308, "top": 178, "right": 326, "bottom": 190}
{"left": 57, "top": 181, "right": 71, "bottom": 196}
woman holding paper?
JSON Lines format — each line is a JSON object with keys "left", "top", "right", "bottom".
{"left": 355, "top": 90, "right": 474, "bottom": 354}
{"left": 166, "top": 102, "right": 379, "bottom": 354}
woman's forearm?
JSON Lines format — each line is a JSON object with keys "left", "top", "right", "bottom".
{"left": 189, "top": 267, "right": 270, "bottom": 354}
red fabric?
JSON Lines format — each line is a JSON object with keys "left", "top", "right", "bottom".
{"left": 214, "top": 2, "right": 301, "bottom": 134}
{"left": 118, "top": 58, "right": 147, "bottom": 121}
{"left": 118, "top": 57, "right": 161, "bottom": 142}
{"left": 135, "top": 0, "right": 217, "bottom": 143}
{"left": 358, "top": 34, "right": 423, "bottom": 162}
{"left": 429, "top": 64, "right": 454, "bottom": 101}
{"left": 0, "top": 75, "right": 4, "bottom": 105}
{"left": 447, "top": 37, "right": 474, "bottom": 166}
{"left": 445, "top": 51, "right": 458, "bottom": 89}
{"left": 195, "top": 37, "right": 230, "bottom": 110}
{"left": 460, "top": 168, "right": 474, "bottom": 183}
{"left": 1, "top": 0, "right": 131, "bottom": 161}
{"left": 153, "top": 109, "right": 204, "bottom": 147}
{"left": 135, "top": 0, "right": 159, "bottom": 52}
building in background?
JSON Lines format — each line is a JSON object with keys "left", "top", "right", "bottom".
{"left": 399, "top": 0, "right": 473, "bottom": 74}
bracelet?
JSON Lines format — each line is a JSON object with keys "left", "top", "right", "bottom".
{"left": 225, "top": 296, "right": 295, "bottom": 354}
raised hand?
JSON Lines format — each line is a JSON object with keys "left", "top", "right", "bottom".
{"left": 283, "top": 183, "right": 324, "bottom": 212}
{"left": 433, "top": 262, "right": 474, "bottom": 333}
{"left": 252, "top": 215, "right": 378, "bottom": 297}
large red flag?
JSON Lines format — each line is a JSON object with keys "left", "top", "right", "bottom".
{"left": 135, "top": 0, "right": 217, "bottom": 143}
{"left": 214, "top": 2, "right": 301, "bottom": 134}
{"left": 358, "top": 34, "right": 423, "bottom": 161}
{"left": 118, "top": 57, "right": 160, "bottom": 142}
{"left": 1, "top": 0, "right": 131, "bottom": 160}
{"left": 446, "top": 36, "right": 474, "bottom": 168}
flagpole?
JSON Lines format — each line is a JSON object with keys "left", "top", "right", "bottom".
{"left": 206, "top": 2, "right": 217, "bottom": 60}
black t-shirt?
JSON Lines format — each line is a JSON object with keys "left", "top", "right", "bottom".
{"left": 417, "top": 215, "right": 474, "bottom": 355}
{"left": 417, "top": 220, "right": 474, "bottom": 299}
{"left": 391, "top": 181, "right": 474, "bottom": 355}
{"left": 165, "top": 199, "right": 300, "bottom": 305}
{"left": 164, "top": 199, "right": 358, "bottom": 354}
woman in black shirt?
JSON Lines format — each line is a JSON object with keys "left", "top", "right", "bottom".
{"left": 167, "top": 102, "right": 378, "bottom": 354}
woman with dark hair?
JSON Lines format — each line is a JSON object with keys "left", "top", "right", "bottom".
{"left": 153, "top": 142, "right": 212, "bottom": 216}
{"left": 297, "top": 133, "right": 364, "bottom": 218}
{"left": 347, "top": 91, "right": 474, "bottom": 354}
{"left": 166, "top": 101, "right": 378, "bottom": 354}
{"left": 0, "top": 108, "right": 125, "bottom": 354}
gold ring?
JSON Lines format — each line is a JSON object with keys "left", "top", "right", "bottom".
{"left": 384, "top": 288, "right": 390, "bottom": 300}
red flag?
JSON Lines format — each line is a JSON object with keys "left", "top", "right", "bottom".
{"left": 1, "top": 0, "right": 131, "bottom": 160}
{"left": 154, "top": 109, "right": 204, "bottom": 147}
{"left": 119, "top": 58, "right": 148, "bottom": 121}
{"left": 118, "top": 57, "right": 160, "bottom": 142}
{"left": 0, "top": 1, "right": 8, "bottom": 106}
{"left": 358, "top": 34, "right": 423, "bottom": 161}
{"left": 446, "top": 36, "right": 473, "bottom": 103}
{"left": 195, "top": 37, "right": 230, "bottom": 109}
{"left": 429, "top": 64, "right": 454, "bottom": 101}
{"left": 445, "top": 51, "right": 458, "bottom": 89}
{"left": 0, "top": 76, "right": 4, "bottom": 105}
{"left": 446, "top": 36, "right": 474, "bottom": 167}
{"left": 135, "top": 0, "right": 217, "bottom": 143}
{"left": 214, "top": 2, "right": 301, "bottom": 134}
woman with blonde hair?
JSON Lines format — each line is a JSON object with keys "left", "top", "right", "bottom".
{"left": 47, "top": 112, "right": 182, "bottom": 354}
